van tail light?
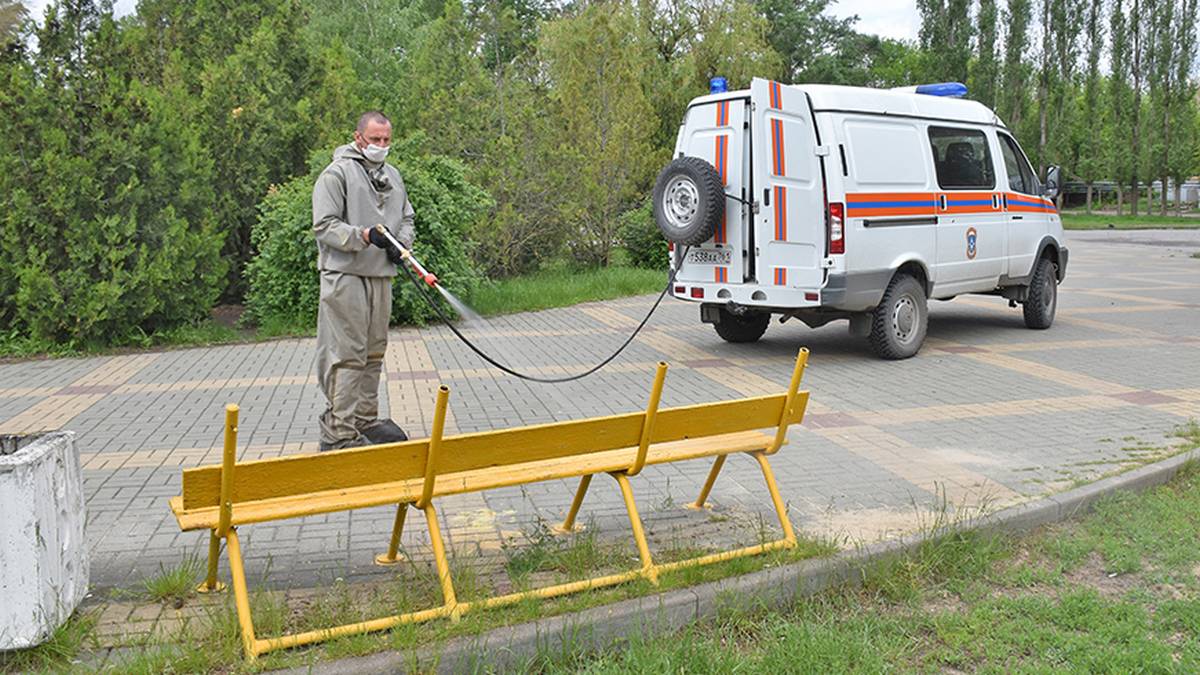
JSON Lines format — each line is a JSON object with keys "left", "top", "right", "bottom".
{"left": 668, "top": 241, "right": 675, "bottom": 252}
{"left": 829, "top": 202, "right": 845, "bottom": 254}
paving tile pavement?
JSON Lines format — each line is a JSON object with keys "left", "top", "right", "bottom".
{"left": 1, "top": 231, "right": 1198, "bottom": 593}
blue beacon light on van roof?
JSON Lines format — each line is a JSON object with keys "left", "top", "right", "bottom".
{"left": 709, "top": 77, "right": 728, "bottom": 94}
{"left": 915, "top": 82, "right": 968, "bottom": 98}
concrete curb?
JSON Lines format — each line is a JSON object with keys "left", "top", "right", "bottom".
{"left": 277, "top": 449, "right": 1200, "bottom": 674}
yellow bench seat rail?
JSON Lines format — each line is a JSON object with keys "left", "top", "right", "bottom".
{"left": 171, "top": 347, "right": 810, "bottom": 660}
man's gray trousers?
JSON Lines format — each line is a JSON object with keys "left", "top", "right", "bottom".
{"left": 316, "top": 271, "right": 392, "bottom": 445}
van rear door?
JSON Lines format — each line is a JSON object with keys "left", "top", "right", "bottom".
{"left": 674, "top": 97, "right": 748, "bottom": 285}
{"left": 750, "top": 78, "right": 825, "bottom": 292}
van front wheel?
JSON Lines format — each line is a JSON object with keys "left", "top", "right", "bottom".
{"left": 713, "top": 308, "right": 770, "bottom": 343}
{"left": 868, "top": 274, "right": 928, "bottom": 359}
{"left": 1022, "top": 257, "right": 1057, "bottom": 329}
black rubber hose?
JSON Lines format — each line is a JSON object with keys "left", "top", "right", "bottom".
{"left": 400, "top": 248, "right": 688, "bottom": 383}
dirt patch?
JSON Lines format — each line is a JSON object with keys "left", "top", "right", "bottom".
{"left": 210, "top": 304, "right": 245, "bottom": 329}
{"left": 1064, "top": 551, "right": 1141, "bottom": 599}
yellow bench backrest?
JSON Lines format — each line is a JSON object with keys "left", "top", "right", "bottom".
{"left": 180, "top": 392, "right": 807, "bottom": 510}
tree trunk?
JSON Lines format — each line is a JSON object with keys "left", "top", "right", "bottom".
{"left": 1116, "top": 184, "right": 1124, "bottom": 215}
{"left": 1176, "top": 182, "right": 1183, "bottom": 217}
{"left": 1086, "top": 184, "right": 1093, "bottom": 213}
{"left": 1161, "top": 176, "right": 1168, "bottom": 216}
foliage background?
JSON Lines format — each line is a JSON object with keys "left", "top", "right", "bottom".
{"left": 0, "top": 0, "right": 1197, "bottom": 346}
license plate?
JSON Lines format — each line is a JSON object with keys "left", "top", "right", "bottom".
{"left": 686, "top": 249, "right": 732, "bottom": 266}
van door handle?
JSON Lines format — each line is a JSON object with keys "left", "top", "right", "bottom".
{"left": 1012, "top": 215, "right": 1024, "bottom": 220}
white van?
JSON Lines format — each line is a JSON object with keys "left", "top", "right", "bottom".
{"left": 653, "top": 78, "right": 1068, "bottom": 359}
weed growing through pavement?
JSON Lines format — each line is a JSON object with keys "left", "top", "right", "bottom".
{"left": 142, "top": 553, "right": 205, "bottom": 605}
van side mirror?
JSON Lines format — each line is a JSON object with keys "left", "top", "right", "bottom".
{"left": 1044, "top": 165, "right": 1062, "bottom": 199}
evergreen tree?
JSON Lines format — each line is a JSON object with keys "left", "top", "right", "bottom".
{"left": 0, "top": 0, "right": 225, "bottom": 345}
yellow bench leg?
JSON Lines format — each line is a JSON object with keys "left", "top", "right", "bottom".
{"left": 688, "top": 454, "right": 727, "bottom": 510}
{"left": 423, "top": 502, "right": 460, "bottom": 621}
{"left": 752, "top": 451, "right": 796, "bottom": 545}
{"left": 225, "top": 528, "right": 261, "bottom": 661}
{"left": 196, "top": 529, "right": 227, "bottom": 593}
{"left": 611, "top": 472, "right": 658, "bottom": 585}
{"left": 553, "top": 474, "right": 592, "bottom": 534}
{"left": 375, "top": 503, "right": 409, "bottom": 566}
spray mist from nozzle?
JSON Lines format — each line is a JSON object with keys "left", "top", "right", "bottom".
{"left": 374, "top": 225, "right": 482, "bottom": 323}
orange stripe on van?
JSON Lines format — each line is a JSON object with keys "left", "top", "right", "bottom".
{"left": 845, "top": 192, "right": 936, "bottom": 218}
{"left": 1004, "top": 192, "right": 1058, "bottom": 214}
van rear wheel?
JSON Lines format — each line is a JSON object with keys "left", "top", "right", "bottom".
{"left": 713, "top": 308, "right": 770, "bottom": 343}
{"left": 652, "top": 157, "right": 725, "bottom": 246}
{"left": 1022, "top": 257, "right": 1057, "bottom": 329}
{"left": 868, "top": 274, "right": 927, "bottom": 359}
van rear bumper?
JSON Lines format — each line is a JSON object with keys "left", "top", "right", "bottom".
{"left": 820, "top": 269, "right": 893, "bottom": 311}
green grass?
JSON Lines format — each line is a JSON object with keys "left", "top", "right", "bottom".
{"left": 142, "top": 555, "right": 205, "bottom": 605}
{"left": 467, "top": 264, "right": 665, "bottom": 317}
{"left": 1060, "top": 210, "right": 1200, "bottom": 229}
{"left": 0, "top": 610, "right": 98, "bottom": 673}
{"left": 524, "top": 421, "right": 1200, "bottom": 674}
{"left": 0, "top": 319, "right": 249, "bottom": 361}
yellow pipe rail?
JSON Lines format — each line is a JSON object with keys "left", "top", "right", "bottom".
{"left": 375, "top": 502, "right": 409, "bottom": 565}
{"left": 689, "top": 454, "right": 727, "bottom": 510}
{"left": 225, "top": 528, "right": 258, "bottom": 661}
{"left": 612, "top": 472, "right": 658, "bottom": 584}
{"left": 554, "top": 474, "right": 592, "bottom": 534}
{"left": 628, "top": 362, "right": 667, "bottom": 477}
{"left": 200, "top": 404, "right": 238, "bottom": 593}
{"left": 769, "top": 348, "right": 808, "bottom": 454}
{"left": 417, "top": 386, "right": 449, "bottom": 510}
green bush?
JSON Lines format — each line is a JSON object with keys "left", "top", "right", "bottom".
{"left": 0, "top": 17, "right": 227, "bottom": 348}
{"left": 244, "top": 137, "right": 490, "bottom": 328}
{"left": 618, "top": 200, "right": 668, "bottom": 269}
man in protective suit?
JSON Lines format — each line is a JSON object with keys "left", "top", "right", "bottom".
{"left": 311, "top": 111, "right": 414, "bottom": 451}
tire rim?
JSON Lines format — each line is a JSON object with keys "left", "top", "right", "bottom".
{"left": 1042, "top": 274, "right": 1056, "bottom": 314}
{"left": 891, "top": 295, "right": 918, "bottom": 345}
{"left": 662, "top": 176, "right": 700, "bottom": 231}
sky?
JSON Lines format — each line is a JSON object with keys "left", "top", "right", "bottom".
{"left": 24, "top": 0, "right": 924, "bottom": 42}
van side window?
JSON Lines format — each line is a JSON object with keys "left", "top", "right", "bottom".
{"left": 999, "top": 133, "right": 1039, "bottom": 195}
{"left": 927, "top": 127, "right": 995, "bottom": 190}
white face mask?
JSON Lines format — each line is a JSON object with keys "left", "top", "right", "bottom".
{"left": 361, "top": 143, "right": 389, "bottom": 163}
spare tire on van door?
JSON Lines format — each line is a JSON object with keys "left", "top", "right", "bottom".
{"left": 652, "top": 157, "right": 725, "bottom": 246}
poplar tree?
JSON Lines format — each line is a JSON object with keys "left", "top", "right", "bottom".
{"left": 1077, "top": 0, "right": 1104, "bottom": 211}
{"left": 972, "top": 0, "right": 999, "bottom": 109}
{"left": 1108, "top": 0, "right": 1132, "bottom": 214}
{"left": 1000, "top": 0, "right": 1033, "bottom": 131}
{"left": 916, "top": 0, "right": 973, "bottom": 83}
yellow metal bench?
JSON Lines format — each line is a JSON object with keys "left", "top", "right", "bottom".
{"left": 169, "top": 348, "right": 810, "bottom": 660}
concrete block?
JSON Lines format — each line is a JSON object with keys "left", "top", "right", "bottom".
{"left": 0, "top": 432, "right": 89, "bottom": 650}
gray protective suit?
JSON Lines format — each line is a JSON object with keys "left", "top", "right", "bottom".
{"left": 312, "top": 143, "right": 415, "bottom": 446}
